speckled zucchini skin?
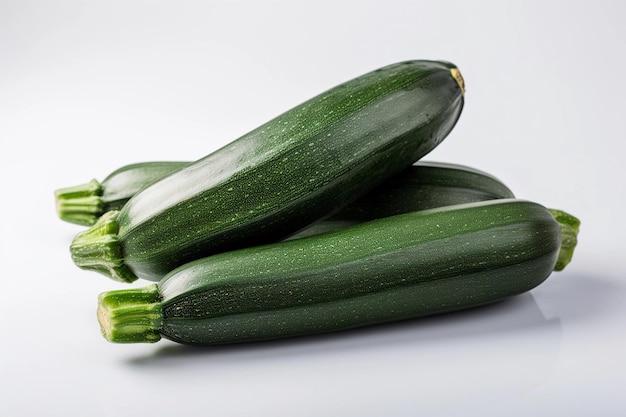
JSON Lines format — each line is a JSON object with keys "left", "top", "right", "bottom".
{"left": 72, "top": 60, "right": 465, "bottom": 282}
{"left": 55, "top": 162, "right": 189, "bottom": 226}
{"left": 99, "top": 161, "right": 189, "bottom": 210}
{"left": 155, "top": 199, "right": 561, "bottom": 345}
{"left": 58, "top": 159, "right": 512, "bottom": 229}
{"left": 290, "top": 161, "right": 514, "bottom": 238}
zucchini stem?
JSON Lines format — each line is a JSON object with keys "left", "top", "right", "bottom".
{"left": 549, "top": 208, "right": 581, "bottom": 271}
{"left": 450, "top": 68, "right": 465, "bottom": 96}
{"left": 54, "top": 179, "right": 104, "bottom": 226}
{"left": 97, "top": 284, "right": 162, "bottom": 343}
{"left": 70, "top": 211, "right": 137, "bottom": 283}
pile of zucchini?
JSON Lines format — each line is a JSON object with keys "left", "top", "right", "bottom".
{"left": 55, "top": 60, "right": 580, "bottom": 346}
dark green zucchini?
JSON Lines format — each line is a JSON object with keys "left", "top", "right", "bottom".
{"left": 96, "top": 199, "right": 580, "bottom": 345}
{"left": 70, "top": 60, "right": 465, "bottom": 283}
{"left": 55, "top": 161, "right": 189, "bottom": 226}
{"left": 55, "top": 160, "right": 513, "bottom": 232}
{"left": 289, "top": 160, "right": 514, "bottom": 238}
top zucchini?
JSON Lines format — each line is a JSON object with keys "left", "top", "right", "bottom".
{"left": 70, "top": 60, "right": 465, "bottom": 283}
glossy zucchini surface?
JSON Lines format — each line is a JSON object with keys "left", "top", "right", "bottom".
{"left": 97, "top": 199, "right": 580, "bottom": 345}
{"left": 71, "top": 60, "right": 465, "bottom": 283}
{"left": 55, "top": 161, "right": 189, "bottom": 226}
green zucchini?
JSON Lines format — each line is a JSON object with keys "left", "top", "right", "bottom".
{"left": 290, "top": 160, "right": 514, "bottom": 238}
{"left": 96, "top": 199, "right": 580, "bottom": 345}
{"left": 70, "top": 60, "right": 466, "bottom": 283}
{"left": 55, "top": 161, "right": 189, "bottom": 226}
{"left": 55, "top": 160, "right": 513, "bottom": 232}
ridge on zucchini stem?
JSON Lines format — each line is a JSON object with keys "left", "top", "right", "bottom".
{"left": 70, "top": 210, "right": 137, "bottom": 283}
{"left": 54, "top": 179, "right": 104, "bottom": 226}
{"left": 97, "top": 284, "right": 162, "bottom": 343}
{"left": 549, "top": 208, "right": 581, "bottom": 271}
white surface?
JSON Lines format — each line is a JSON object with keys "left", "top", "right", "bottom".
{"left": 1, "top": 1, "right": 625, "bottom": 416}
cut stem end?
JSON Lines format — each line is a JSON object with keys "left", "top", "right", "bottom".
{"left": 97, "top": 284, "right": 162, "bottom": 343}
{"left": 54, "top": 179, "right": 104, "bottom": 226}
{"left": 450, "top": 68, "right": 465, "bottom": 96}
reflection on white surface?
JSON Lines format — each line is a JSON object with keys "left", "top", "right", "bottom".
{"left": 110, "top": 292, "right": 565, "bottom": 416}
{"left": 129, "top": 292, "right": 561, "bottom": 367}
{"left": 4, "top": 268, "right": 624, "bottom": 416}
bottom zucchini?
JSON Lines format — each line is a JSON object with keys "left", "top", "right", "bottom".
{"left": 97, "top": 199, "right": 580, "bottom": 345}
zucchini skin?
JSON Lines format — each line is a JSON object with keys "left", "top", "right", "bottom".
{"left": 57, "top": 160, "right": 513, "bottom": 230}
{"left": 290, "top": 161, "right": 514, "bottom": 238}
{"left": 55, "top": 161, "right": 189, "bottom": 226}
{"left": 72, "top": 60, "right": 465, "bottom": 282}
{"left": 97, "top": 199, "right": 579, "bottom": 345}
{"left": 99, "top": 162, "right": 189, "bottom": 212}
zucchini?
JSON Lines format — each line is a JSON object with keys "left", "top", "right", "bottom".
{"left": 70, "top": 60, "right": 466, "bottom": 283}
{"left": 55, "top": 160, "right": 513, "bottom": 231}
{"left": 290, "top": 160, "right": 514, "bottom": 238}
{"left": 55, "top": 161, "right": 189, "bottom": 226}
{"left": 96, "top": 199, "right": 580, "bottom": 345}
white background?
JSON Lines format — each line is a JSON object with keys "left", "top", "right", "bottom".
{"left": 1, "top": 1, "right": 625, "bottom": 416}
